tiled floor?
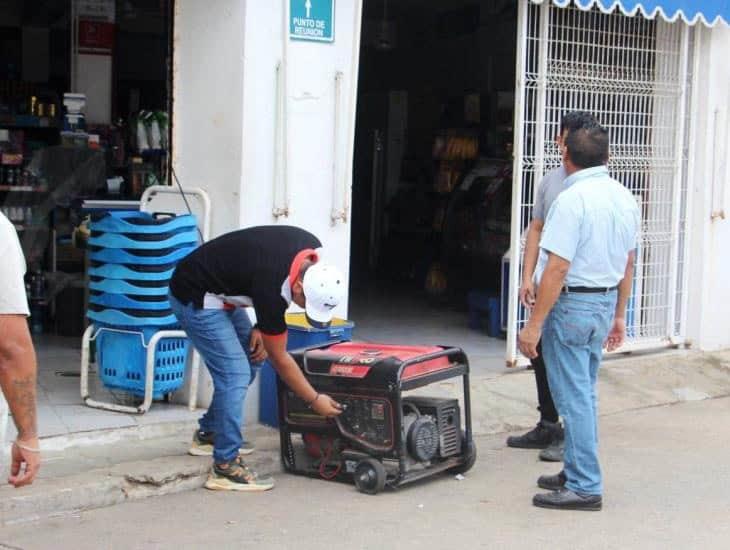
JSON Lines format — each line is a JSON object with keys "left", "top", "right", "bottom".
{"left": 4, "top": 334, "right": 199, "bottom": 443}
{"left": 349, "top": 285, "right": 507, "bottom": 376}
{"left": 4, "top": 289, "right": 505, "bottom": 443}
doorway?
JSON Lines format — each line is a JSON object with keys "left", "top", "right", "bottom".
{"left": 349, "top": 0, "right": 519, "bottom": 372}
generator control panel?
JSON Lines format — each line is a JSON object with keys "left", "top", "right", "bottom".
{"left": 283, "top": 391, "right": 395, "bottom": 452}
{"left": 333, "top": 394, "right": 394, "bottom": 451}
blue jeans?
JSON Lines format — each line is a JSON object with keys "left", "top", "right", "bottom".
{"left": 169, "top": 293, "right": 262, "bottom": 464}
{"left": 541, "top": 290, "right": 617, "bottom": 496}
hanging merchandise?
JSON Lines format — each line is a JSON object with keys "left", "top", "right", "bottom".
{"left": 135, "top": 112, "right": 150, "bottom": 152}
{"left": 132, "top": 111, "right": 169, "bottom": 153}
{"left": 433, "top": 134, "right": 479, "bottom": 161}
{"left": 424, "top": 262, "right": 448, "bottom": 297}
{"left": 156, "top": 111, "right": 169, "bottom": 150}
{"left": 146, "top": 111, "right": 162, "bottom": 150}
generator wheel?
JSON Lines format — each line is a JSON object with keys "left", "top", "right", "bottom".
{"left": 354, "top": 458, "right": 386, "bottom": 495}
{"left": 448, "top": 431, "right": 477, "bottom": 475}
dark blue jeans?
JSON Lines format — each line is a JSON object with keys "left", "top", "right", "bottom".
{"left": 169, "top": 293, "right": 261, "bottom": 463}
{"left": 541, "top": 290, "right": 617, "bottom": 495}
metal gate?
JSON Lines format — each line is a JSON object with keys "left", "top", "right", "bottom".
{"left": 506, "top": 0, "right": 694, "bottom": 366}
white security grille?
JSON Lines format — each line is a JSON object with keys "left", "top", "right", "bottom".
{"left": 507, "top": 1, "right": 693, "bottom": 365}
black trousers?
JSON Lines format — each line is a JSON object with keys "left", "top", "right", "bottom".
{"left": 533, "top": 340, "right": 559, "bottom": 423}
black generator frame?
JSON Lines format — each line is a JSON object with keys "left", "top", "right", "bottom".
{"left": 277, "top": 344, "right": 475, "bottom": 493}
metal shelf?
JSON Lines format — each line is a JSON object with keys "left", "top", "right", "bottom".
{"left": 0, "top": 186, "right": 48, "bottom": 192}
{"left": 0, "top": 115, "right": 59, "bottom": 129}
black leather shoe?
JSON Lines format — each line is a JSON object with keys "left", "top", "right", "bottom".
{"left": 539, "top": 439, "right": 564, "bottom": 462}
{"left": 537, "top": 470, "right": 566, "bottom": 491}
{"left": 533, "top": 488, "right": 602, "bottom": 511}
{"left": 506, "top": 421, "right": 563, "bottom": 449}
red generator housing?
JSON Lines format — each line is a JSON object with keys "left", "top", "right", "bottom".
{"left": 278, "top": 342, "right": 476, "bottom": 494}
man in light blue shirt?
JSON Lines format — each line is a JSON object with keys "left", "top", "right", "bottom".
{"left": 509, "top": 111, "right": 599, "bottom": 462}
{"left": 519, "top": 124, "right": 640, "bottom": 511}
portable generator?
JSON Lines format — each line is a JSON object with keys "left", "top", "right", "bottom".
{"left": 278, "top": 342, "right": 476, "bottom": 495}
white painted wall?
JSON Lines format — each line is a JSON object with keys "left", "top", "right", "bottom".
{"left": 685, "top": 24, "right": 730, "bottom": 351}
{"left": 238, "top": 0, "right": 362, "bottom": 322}
{"left": 171, "top": 0, "right": 245, "bottom": 411}
{"left": 172, "top": 0, "right": 244, "bottom": 238}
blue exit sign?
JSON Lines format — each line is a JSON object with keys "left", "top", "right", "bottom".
{"left": 290, "top": 0, "right": 335, "bottom": 43}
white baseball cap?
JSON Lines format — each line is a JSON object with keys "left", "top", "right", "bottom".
{"left": 302, "top": 263, "right": 346, "bottom": 328}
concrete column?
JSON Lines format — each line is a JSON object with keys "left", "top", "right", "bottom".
{"left": 171, "top": 0, "right": 246, "bottom": 410}
{"left": 171, "top": 0, "right": 245, "bottom": 238}
{"left": 685, "top": 24, "right": 730, "bottom": 351}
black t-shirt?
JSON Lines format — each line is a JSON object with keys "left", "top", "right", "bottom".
{"left": 170, "top": 225, "right": 321, "bottom": 335}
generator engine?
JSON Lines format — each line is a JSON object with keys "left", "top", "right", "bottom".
{"left": 279, "top": 342, "right": 476, "bottom": 495}
{"left": 402, "top": 397, "right": 462, "bottom": 466}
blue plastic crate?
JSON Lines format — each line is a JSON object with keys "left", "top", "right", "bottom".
{"left": 89, "top": 279, "right": 169, "bottom": 296}
{"left": 88, "top": 263, "right": 176, "bottom": 281}
{"left": 89, "top": 245, "right": 196, "bottom": 265}
{"left": 88, "top": 229, "right": 198, "bottom": 250}
{"left": 95, "top": 324, "right": 188, "bottom": 399}
{"left": 91, "top": 211, "right": 198, "bottom": 234}
{"left": 90, "top": 293, "right": 171, "bottom": 310}
{"left": 87, "top": 308, "right": 178, "bottom": 327}
{"left": 259, "top": 313, "right": 355, "bottom": 427}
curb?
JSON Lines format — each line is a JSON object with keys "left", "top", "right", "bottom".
{"left": 0, "top": 449, "right": 279, "bottom": 527}
{"left": 2, "top": 420, "right": 200, "bottom": 461}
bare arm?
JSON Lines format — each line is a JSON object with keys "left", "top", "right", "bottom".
{"left": 0, "top": 315, "right": 38, "bottom": 439}
{"left": 614, "top": 250, "right": 635, "bottom": 320}
{"left": 261, "top": 333, "right": 342, "bottom": 417}
{"left": 519, "top": 219, "right": 544, "bottom": 308}
{"left": 605, "top": 250, "right": 636, "bottom": 352}
{"left": 0, "top": 314, "right": 40, "bottom": 487}
{"left": 518, "top": 252, "right": 570, "bottom": 359}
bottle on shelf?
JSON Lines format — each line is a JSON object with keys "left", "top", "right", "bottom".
{"left": 29, "top": 267, "right": 45, "bottom": 334}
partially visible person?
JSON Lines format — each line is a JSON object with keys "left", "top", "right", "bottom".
{"left": 169, "top": 225, "right": 345, "bottom": 492}
{"left": 519, "top": 124, "right": 639, "bottom": 511}
{"left": 508, "top": 111, "right": 598, "bottom": 463}
{"left": 0, "top": 211, "right": 40, "bottom": 488}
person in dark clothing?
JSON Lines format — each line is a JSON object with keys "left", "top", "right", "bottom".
{"left": 169, "top": 225, "right": 345, "bottom": 491}
{"left": 506, "top": 112, "right": 599, "bottom": 462}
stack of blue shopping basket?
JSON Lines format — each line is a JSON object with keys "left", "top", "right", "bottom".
{"left": 87, "top": 211, "right": 198, "bottom": 399}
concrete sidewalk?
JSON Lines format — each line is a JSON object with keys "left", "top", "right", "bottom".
{"left": 6, "top": 396, "right": 730, "bottom": 550}
{"left": 1, "top": 348, "right": 729, "bottom": 527}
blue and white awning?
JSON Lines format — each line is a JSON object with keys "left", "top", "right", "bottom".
{"left": 537, "top": 0, "right": 729, "bottom": 26}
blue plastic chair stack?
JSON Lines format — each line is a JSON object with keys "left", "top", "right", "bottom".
{"left": 87, "top": 211, "right": 198, "bottom": 398}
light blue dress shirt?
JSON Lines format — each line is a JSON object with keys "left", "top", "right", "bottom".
{"left": 535, "top": 165, "right": 640, "bottom": 288}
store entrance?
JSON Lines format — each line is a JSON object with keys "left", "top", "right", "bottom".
{"left": 0, "top": 1, "right": 195, "bottom": 438}
{"left": 349, "top": 0, "right": 518, "bottom": 372}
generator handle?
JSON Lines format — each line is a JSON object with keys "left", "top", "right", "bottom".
{"left": 396, "top": 346, "right": 469, "bottom": 377}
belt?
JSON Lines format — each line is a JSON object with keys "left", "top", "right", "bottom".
{"left": 562, "top": 285, "right": 618, "bottom": 294}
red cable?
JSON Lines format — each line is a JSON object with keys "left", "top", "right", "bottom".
{"left": 318, "top": 439, "right": 342, "bottom": 480}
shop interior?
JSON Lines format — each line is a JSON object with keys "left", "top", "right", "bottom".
{"left": 0, "top": 0, "right": 196, "bottom": 438}
{"left": 349, "top": 0, "right": 517, "bottom": 370}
